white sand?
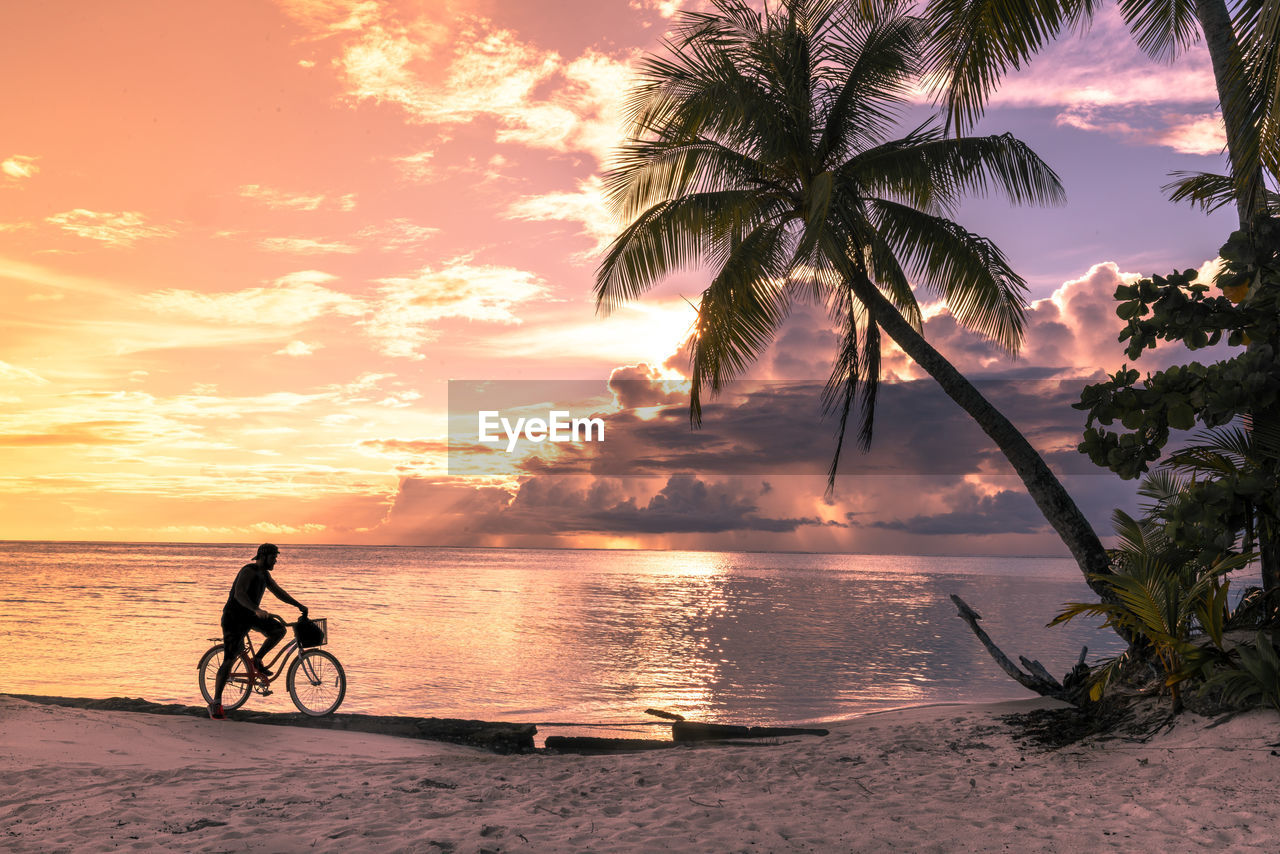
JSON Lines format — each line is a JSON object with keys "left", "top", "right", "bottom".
{"left": 4, "top": 694, "right": 1280, "bottom": 852}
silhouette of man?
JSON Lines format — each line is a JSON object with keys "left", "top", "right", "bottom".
{"left": 209, "top": 543, "right": 308, "bottom": 719}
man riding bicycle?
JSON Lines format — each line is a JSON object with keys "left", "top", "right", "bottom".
{"left": 209, "top": 543, "right": 308, "bottom": 720}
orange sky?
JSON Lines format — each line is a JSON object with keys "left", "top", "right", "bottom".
{"left": 0, "top": 0, "right": 1242, "bottom": 550}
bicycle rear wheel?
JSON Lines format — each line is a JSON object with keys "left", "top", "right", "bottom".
{"left": 197, "top": 644, "right": 252, "bottom": 711}
{"left": 287, "top": 649, "right": 346, "bottom": 716}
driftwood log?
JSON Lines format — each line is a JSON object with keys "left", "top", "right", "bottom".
{"left": 543, "top": 736, "right": 678, "bottom": 753}
{"left": 671, "top": 722, "right": 830, "bottom": 742}
{"left": 7, "top": 694, "right": 537, "bottom": 754}
{"left": 949, "top": 595, "right": 1090, "bottom": 706}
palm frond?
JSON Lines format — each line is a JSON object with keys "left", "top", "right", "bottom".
{"left": 813, "top": 8, "right": 922, "bottom": 164}
{"left": 868, "top": 198, "right": 1027, "bottom": 352}
{"left": 1117, "top": 0, "right": 1200, "bottom": 63}
{"left": 687, "top": 221, "right": 795, "bottom": 425}
{"left": 1137, "top": 468, "right": 1191, "bottom": 520}
{"left": 1232, "top": 0, "right": 1280, "bottom": 193}
{"left": 605, "top": 139, "right": 783, "bottom": 223}
{"left": 1164, "top": 171, "right": 1280, "bottom": 213}
{"left": 849, "top": 131, "right": 1065, "bottom": 218}
{"left": 596, "top": 191, "right": 778, "bottom": 312}
{"left": 921, "top": 0, "right": 1097, "bottom": 132}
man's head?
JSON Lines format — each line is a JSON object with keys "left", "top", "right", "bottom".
{"left": 255, "top": 543, "right": 279, "bottom": 567}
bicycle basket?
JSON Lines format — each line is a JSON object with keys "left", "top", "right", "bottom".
{"left": 294, "top": 616, "right": 327, "bottom": 648}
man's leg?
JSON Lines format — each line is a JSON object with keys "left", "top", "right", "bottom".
{"left": 213, "top": 625, "right": 247, "bottom": 707}
{"left": 251, "top": 617, "right": 287, "bottom": 674}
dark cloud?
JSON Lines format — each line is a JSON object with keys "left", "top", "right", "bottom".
{"left": 573, "top": 474, "right": 828, "bottom": 534}
{"left": 864, "top": 485, "right": 1050, "bottom": 536}
{"left": 491, "top": 377, "right": 1101, "bottom": 478}
{"left": 378, "top": 473, "right": 836, "bottom": 542}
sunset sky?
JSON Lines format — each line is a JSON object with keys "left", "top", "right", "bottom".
{"left": 0, "top": 0, "right": 1242, "bottom": 552}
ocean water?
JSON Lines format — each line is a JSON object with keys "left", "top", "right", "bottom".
{"left": 1, "top": 542, "right": 1132, "bottom": 732}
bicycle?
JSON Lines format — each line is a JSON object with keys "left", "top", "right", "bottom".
{"left": 197, "top": 617, "right": 346, "bottom": 716}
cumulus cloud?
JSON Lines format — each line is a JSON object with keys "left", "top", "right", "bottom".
{"left": 608, "top": 363, "right": 686, "bottom": 409}
{"left": 878, "top": 260, "right": 1233, "bottom": 382}
{"left": 45, "top": 210, "right": 176, "bottom": 247}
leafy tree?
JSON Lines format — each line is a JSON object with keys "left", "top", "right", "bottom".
{"left": 595, "top": 0, "right": 1115, "bottom": 589}
{"left": 1077, "top": 216, "right": 1280, "bottom": 604}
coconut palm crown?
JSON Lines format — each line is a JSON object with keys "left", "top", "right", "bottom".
{"left": 596, "top": 0, "right": 1114, "bottom": 585}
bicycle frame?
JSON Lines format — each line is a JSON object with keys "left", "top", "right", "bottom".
{"left": 227, "top": 625, "right": 327, "bottom": 693}
{"left": 237, "top": 635, "right": 298, "bottom": 689}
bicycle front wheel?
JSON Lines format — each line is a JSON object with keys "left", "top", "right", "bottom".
{"left": 197, "top": 644, "right": 252, "bottom": 711}
{"left": 287, "top": 649, "right": 346, "bottom": 716}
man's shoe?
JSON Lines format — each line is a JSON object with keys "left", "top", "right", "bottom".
{"left": 251, "top": 659, "right": 273, "bottom": 678}
{"left": 208, "top": 703, "right": 226, "bottom": 720}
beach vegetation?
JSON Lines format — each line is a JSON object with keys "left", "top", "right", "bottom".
{"left": 1202, "top": 631, "right": 1280, "bottom": 712}
{"left": 596, "top": 0, "right": 1116, "bottom": 595}
{"left": 1050, "top": 510, "right": 1254, "bottom": 712}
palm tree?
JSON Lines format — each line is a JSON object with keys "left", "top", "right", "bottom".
{"left": 921, "top": 0, "right": 1275, "bottom": 226}
{"left": 595, "top": 0, "right": 1115, "bottom": 588}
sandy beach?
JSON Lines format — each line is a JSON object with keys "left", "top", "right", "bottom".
{"left": 5, "top": 695, "right": 1280, "bottom": 852}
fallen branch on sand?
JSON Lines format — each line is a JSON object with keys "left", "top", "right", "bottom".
{"left": 950, "top": 595, "right": 1090, "bottom": 706}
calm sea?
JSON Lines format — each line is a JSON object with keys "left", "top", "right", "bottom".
{"left": 2, "top": 542, "right": 1134, "bottom": 733}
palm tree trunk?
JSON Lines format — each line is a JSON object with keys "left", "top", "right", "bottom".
{"left": 1193, "top": 0, "right": 1268, "bottom": 225}
{"left": 849, "top": 277, "right": 1114, "bottom": 594}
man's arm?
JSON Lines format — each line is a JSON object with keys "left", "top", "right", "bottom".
{"left": 264, "top": 573, "right": 307, "bottom": 615}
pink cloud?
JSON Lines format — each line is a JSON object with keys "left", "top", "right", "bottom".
{"left": 317, "top": 7, "right": 633, "bottom": 163}
{"left": 1055, "top": 107, "right": 1226, "bottom": 156}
